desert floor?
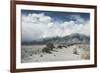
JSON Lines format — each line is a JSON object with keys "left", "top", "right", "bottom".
{"left": 21, "top": 44, "right": 90, "bottom": 63}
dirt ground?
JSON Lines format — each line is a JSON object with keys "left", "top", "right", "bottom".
{"left": 21, "top": 44, "right": 90, "bottom": 63}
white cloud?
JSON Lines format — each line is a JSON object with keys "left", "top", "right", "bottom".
{"left": 22, "top": 13, "right": 90, "bottom": 42}
{"left": 69, "top": 15, "right": 87, "bottom": 24}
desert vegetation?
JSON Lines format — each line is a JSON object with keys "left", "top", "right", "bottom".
{"left": 21, "top": 43, "right": 90, "bottom": 63}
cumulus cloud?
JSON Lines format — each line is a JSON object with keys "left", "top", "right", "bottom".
{"left": 21, "top": 13, "right": 90, "bottom": 42}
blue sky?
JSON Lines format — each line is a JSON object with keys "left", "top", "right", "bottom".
{"left": 21, "top": 9, "right": 90, "bottom": 24}
{"left": 21, "top": 9, "right": 90, "bottom": 42}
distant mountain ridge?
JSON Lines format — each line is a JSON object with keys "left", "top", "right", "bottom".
{"left": 22, "top": 33, "right": 90, "bottom": 45}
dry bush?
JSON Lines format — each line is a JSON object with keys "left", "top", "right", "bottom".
{"left": 81, "top": 51, "right": 90, "bottom": 59}
{"left": 42, "top": 47, "right": 52, "bottom": 54}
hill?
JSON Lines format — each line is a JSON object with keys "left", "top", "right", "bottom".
{"left": 22, "top": 33, "right": 90, "bottom": 45}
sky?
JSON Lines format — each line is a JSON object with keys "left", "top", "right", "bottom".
{"left": 21, "top": 9, "right": 90, "bottom": 42}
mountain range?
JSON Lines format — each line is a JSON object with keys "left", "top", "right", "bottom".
{"left": 22, "top": 33, "right": 90, "bottom": 45}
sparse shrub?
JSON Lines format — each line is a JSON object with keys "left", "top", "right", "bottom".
{"left": 57, "top": 45, "right": 63, "bottom": 49}
{"left": 21, "top": 50, "right": 28, "bottom": 59}
{"left": 62, "top": 45, "right": 67, "bottom": 48}
{"left": 65, "top": 46, "right": 67, "bottom": 48}
{"left": 28, "top": 51, "right": 33, "bottom": 56}
{"left": 40, "top": 54, "right": 43, "bottom": 57}
{"left": 30, "top": 54, "right": 32, "bottom": 56}
{"left": 42, "top": 43, "right": 55, "bottom": 54}
{"left": 24, "top": 50, "right": 27, "bottom": 53}
{"left": 46, "top": 43, "right": 55, "bottom": 51}
{"left": 73, "top": 48, "right": 78, "bottom": 55}
{"left": 81, "top": 51, "right": 90, "bottom": 59}
{"left": 34, "top": 52, "right": 37, "bottom": 54}
{"left": 42, "top": 47, "right": 52, "bottom": 54}
{"left": 54, "top": 54, "right": 56, "bottom": 56}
